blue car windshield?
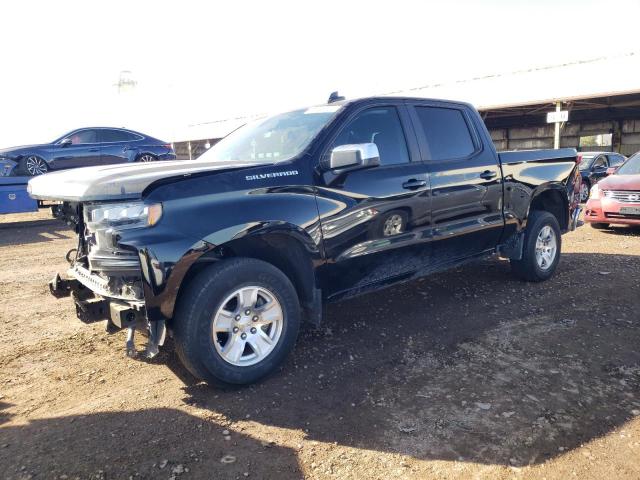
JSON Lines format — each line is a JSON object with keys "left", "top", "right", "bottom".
{"left": 197, "top": 106, "right": 342, "bottom": 164}
{"left": 578, "top": 155, "right": 594, "bottom": 170}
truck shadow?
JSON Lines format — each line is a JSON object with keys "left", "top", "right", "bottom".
{"left": 0, "top": 407, "right": 303, "bottom": 479}
{"left": 0, "top": 217, "right": 73, "bottom": 247}
{"left": 179, "top": 252, "right": 640, "bottom": 468}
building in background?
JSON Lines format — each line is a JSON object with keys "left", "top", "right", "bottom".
{"left": 169, "top": 53, "right": 640, "bottom": 158}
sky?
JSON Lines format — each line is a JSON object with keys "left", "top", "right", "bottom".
{"left": 2, "top": 0, "right": 639, "bottom": 146}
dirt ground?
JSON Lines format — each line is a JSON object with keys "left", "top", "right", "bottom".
{"left": 0, "top": 210, "right": 639, "bottom": 480}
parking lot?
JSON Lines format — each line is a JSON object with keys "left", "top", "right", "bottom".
{"left": 0, "top": 210, "right": 639, "bottom": 479}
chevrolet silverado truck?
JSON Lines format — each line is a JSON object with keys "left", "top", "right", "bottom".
{"left": 29, "top": 97, "right": 582, "bottom": 385}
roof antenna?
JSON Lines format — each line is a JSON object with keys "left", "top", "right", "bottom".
{"left": 327, "top": 91, "right": 345, "bottom": 103}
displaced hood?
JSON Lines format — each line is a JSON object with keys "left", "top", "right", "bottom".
{"left": 28, "top": 159, "right": 268, "bottom": 202}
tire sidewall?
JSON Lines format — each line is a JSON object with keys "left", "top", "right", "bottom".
{"left": 580, "top": 180, "right": 590, "bottom": 202}
{"left": 523, "top": 211, "right": 562, "bottom": 281}
{"left": 185, "top": 261, "right": 300, "bottom": 384}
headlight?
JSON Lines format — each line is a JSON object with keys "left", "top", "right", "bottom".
{"left": 589, "top": 183, "right": 600, "bottom": 200}
{"left": 86, "top": 202, "right": 162, "bottom": 230}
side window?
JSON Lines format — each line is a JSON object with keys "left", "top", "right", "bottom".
{"left": 69, "top": 130, "right": 97, "bottom": 144}
{"left": 101, "top": 130, "right": 134, "bottom": 142}
{"left": 332, "top": 107, "right": 409, "bottom": 166}
{"left": 593, "top": 156, "right": 607, "bottom": 168}
{"left": 414, "top": 106, "right": 475, "bottom": 160}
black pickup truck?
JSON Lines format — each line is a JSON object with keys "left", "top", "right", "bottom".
{"left": 29, "top": 97, "right": 582, "bottom": 385}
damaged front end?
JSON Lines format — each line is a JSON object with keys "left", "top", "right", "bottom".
{"left": 50, "top": 201, "right": 166, "bottom": 358}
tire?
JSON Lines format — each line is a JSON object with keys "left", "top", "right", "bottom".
{"left": 19, "top": 155, "right": 49, "bottom": 176}
{"left": 173, "top": 258, "right": 301, "bottom": 386}
{"left": 510, "top": 210, "right": 562, "bottom": 282}
{"left": 580, "top": 180, "right": 590, "bottom": 203}
{"left": 590, "top": 222, "right": 609, "bottom": 230}
{"left": 136, "top": 153, "right": 157, "bottom": 162}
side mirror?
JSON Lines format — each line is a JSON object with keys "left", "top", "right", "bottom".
{"left": 59, "top": 138, "right": 72, "bottom": 147}
{"left": 329, "top": 143, "right": 380, "bottom": 171}
{"left": 606, "top": 166, "right": 618, "bottom": 175}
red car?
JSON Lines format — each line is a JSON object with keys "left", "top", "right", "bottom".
{"left": 584, "top": 152, "right": 640, "bottom": 229}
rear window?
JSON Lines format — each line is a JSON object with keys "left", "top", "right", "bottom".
{"left": 414, "top": 106, "right": 475, "bottom": 160}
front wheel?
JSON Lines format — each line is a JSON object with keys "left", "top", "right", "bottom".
{"left": 510, "top": 210, "right": 561, "bottom": 282}
{"left": 20, "top": 155, "right": 49, "bottom": 176}
{"left": 173, "top": 258, "right": 301, "bottom": 385}
{"left": 580, "top": 181, "right": 590, "bottom": 203}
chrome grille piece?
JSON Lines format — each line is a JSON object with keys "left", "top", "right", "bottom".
{"left": 603, "top": 190, "right": 640, "bottom": 203}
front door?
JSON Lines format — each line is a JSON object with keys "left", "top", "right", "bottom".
{"left": 590, "top": 155, "right": 609, "bottom": 183}
{"left": 51, "top": 129, "right": 101, "bottom": 169}
{"left": 314, "top": 104, "right": 432, "bottom": 299}
{"left": 408, "top": 102, "right": 504, "bottom": 265}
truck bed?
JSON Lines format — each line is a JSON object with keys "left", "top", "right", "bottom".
{"left": 498, "top": 148, "right": 577, "bottom": 164}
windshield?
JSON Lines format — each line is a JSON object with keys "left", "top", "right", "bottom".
{"left": 197, "top": 106, "right": 342, "bottom": 164}
{"left": 51, "top": 130, "right": 74, "bottom": 143}
{"left": 617, "top": 153, "right": 640, "bottom": 175}
{"left": 578, "top": 155, "right": 594, "bottom": 170}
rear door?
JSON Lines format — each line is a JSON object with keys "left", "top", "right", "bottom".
{"left": 51, "top": 129, "right": 101, "bottom": 169}
{"left": 314, "top": 103, "right": 432, "bottom": 298}
{"left": 99, "top": 129, "right": 139, "bottom": 165}
{"left": 408, "top": 102, "right": 504, "bottom": 264}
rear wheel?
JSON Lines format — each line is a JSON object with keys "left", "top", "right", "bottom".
{"left": 510, "top": 210, "right": 561, "bottom": 282}
{"left": 173, "top": 258, "right": 301, "bottom": 385}
{"left": 20, "top": 155, "right": 49, "bottom": 176}
{"left": 136, "top": 154, "right": 156, "bottom": 162}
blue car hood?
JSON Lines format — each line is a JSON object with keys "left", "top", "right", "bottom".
{"left": 0, "top": 144, "right": 45, "bottom": 156}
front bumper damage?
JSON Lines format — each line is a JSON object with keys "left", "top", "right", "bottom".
{"left": 49, "top": 269, "right": 166, "bottom": 358}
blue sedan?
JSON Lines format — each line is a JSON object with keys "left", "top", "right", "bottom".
{"left": 0, "top": 127, "right": 176, "bottom": 176}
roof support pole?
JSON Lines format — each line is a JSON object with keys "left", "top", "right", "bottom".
{"left": 554, "top": 101, "right": 561, "bottom": 149}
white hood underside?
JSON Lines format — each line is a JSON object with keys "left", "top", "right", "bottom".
{"left": 28, "top": 160, "right": 265, "bottom": 202}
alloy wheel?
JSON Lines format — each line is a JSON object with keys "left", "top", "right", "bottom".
{"left": 25, "top": 156, "right": 48, "bottom": 175}
{"left": 535, "top": 225, "right": 557, "bottom": 271}
{"left": 212, "top": 286, "right": 284, "bottom": 366}
{"left": 580, "top": 182, "right": 589, "bottom": 202}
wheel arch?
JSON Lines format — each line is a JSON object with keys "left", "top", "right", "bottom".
{"left": 134, "top": 151, "right": 157, "bottom": 162}
{"left": 18, "top": 153, "right": 50, "bottom": 174}
{"left": 173, "top": 225, "right": 320, "bottom": 326}
{"left": 529, "top": 184, "right": 569, "bottom": 232}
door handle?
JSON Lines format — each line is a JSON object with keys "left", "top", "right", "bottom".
{"left": 88, "top": 148, "right": 99, "bottom": 152}
{"left": 479, "top": 170, "right": 497, "bottom": 180}
{"left": 402, "top": 179, "right": 427, "bottom": 190}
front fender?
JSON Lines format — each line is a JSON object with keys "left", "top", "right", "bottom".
{"left": 117, "top": 226, "right": 211, "bottom": 322}
{"left": 120, "top": 219, "right": 322, "bottom": 323}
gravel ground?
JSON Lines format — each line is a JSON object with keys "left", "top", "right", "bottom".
{"left": 0, "top": 210, "right": 639, "bottom": 480}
